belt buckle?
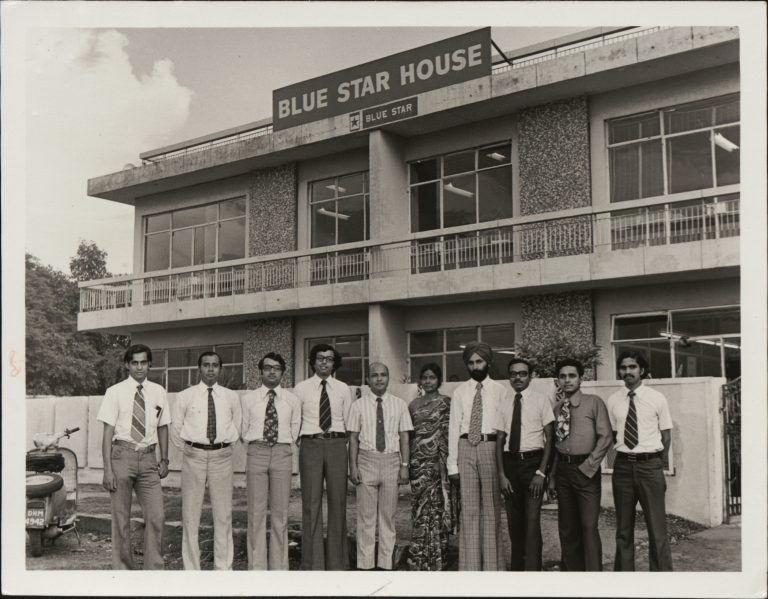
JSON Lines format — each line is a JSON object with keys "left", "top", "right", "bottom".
{"left": 626, "top": 453, "right": 638, "bottom": 462}
{"left": 517, "top": 452, "right": 525, "bottom": 460}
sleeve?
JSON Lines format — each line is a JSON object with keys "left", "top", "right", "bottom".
{"left": 493, "top": 400, "right": 510, "bottom": 433}
{"left": 399, "top": 400, "right": 414, "bottom": 432}
{"left": 239, "top": 393, "right": 250, "bottom": 439}
{"left": 290, "top": 393, "right": 302, "bottom": 443}
{"left": 157, "top": 388, "right": 171, "bottom": 426}
{"left": 341, "top": 382, "right": 354, "bottom": 425}
{"left": 579, "top": 396, "right": 613, "bottom": 479}
{"left": 605, "top": 392, "right": 618, "bottom": 430}
{"left": 170, "top": 390, "right": 186, "bottom": 450}
{"left": 346, "top": 401, "right": 361, "bottom": 433}
{"left": 447, "top": 388, "right": 461, "bottom": 476}
{"left": 657, "top": 393, "right": 673, "bottom": 430}
{"left": 96, "top": 387, "right": 119, "bottom": 426}
{"left": 540, "top": 394, "right": 555, "bottom": 426}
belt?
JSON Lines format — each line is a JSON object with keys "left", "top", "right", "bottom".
{"left": 459, "top": 433, "right": 497, "bottom": 442}
{"left": 504, "top": 449, "right": 544, "bottom": 461}
{"left": 249, "top": 440, "right": 290, "bottom": 446}
{"left": 557, "top": 452, "right": 591, "bottom": 464}
{"left": 185, "top": 441, "right": 231, "bottom": 450}
{"left": 113, "top": 440, "right": 156, "bottom": 454}
{"left": 616, "top": 451, "right": 663, "bottom": 462}
{"left": 301, "top": 432, "right": 347, "bottom": 440}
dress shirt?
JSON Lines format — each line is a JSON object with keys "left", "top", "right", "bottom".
{"left": 553, "top": 391, "right": 612, "bottom": 478}
{"left": 447, "top": 376, "right": 510, "bottom": 476}
{"left": 97, "top": 376, "right": 171, "bottom": 450}
{"left": 170, "top": 382, "right": 241, "bottom": 448}
{"left": 494, "top": 387, "right": 555, "bottom": 452}
{"left": 294, "top": 374, "right": 353, "bottom": 435}
{"left": 347, "top": 391, "right": 413, "bottom": 453}
{"left": 607, "top": 383, "right": 673, "bottom": 453}
{"left": 241, "top": 385, "right": 301, "bottom": 444}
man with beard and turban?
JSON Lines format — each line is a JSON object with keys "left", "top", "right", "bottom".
{"left": 447, "top": 341, "right": 507, "bottom": 571}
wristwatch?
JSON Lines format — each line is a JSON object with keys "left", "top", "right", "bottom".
{"left": 400, "top": 462, "right": 409, "bottom": 468}
{"left": 535, "top": 469, "right": 546, "bottom": 478}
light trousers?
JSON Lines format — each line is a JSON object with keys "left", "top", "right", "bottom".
{"left": 356, "top": 450, "right": 401, "bottom": 570}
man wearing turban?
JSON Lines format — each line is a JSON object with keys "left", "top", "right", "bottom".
{"left": 447, "top": 341, "right": 507, "bottom": 570}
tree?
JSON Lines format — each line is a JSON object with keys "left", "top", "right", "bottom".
{"left": 69, "top": 240, "right": 109, "bottom": 282}
{"left": 513, "top": 335, "right": 602, "bottom": 380}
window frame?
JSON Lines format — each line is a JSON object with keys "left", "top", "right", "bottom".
{"left": 308, "top": 172, "right": 370, "bottom": 248}
{"left": 304, "top": 334, "right": 369, "bottom": 386}
{"left": 148, "top": 343, "right": 245, "bottom": 392}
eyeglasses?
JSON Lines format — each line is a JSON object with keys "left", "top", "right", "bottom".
{"left": 315, "top": 356, "right": 335, "bottom": 363}
{"left": 509, "top": 371, "right": 530, "bottom": 378}
{"left": 262, "top": 365, "right": 283, "bottom": 372}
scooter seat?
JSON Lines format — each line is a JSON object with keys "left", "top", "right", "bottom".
{"left": 26, "top": 473, "right": 64, "bottom": 498}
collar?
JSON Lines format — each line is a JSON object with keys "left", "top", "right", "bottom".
{"left": 511, "top": 386, "right": 532, "bottom": 399}
{"left": 465, "top": 374, "right": 492, "bottom": 388}
{"left": 311, "top": 373, "right": 335, "bottom": 390}
{"left": 365, "top": 391, "right": 389, "bottom": 404}
{"left": 198, "top": 381, "right": 221, "bottom": 393}
{"left": 261, "top": 385, "right": 281, "bottom": 398}
{"left": 564, "top": 390, "right": 583, "bottom": 408}
{"left": 626, "top": 382, "right": 645, "bottom": 399}
{"left": 127, "top": 375, "right": 148, "bottom": 388}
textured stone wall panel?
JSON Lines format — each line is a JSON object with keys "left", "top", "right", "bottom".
{"left": 248, "top": 164, "right": 297, "bottom": 257}
{"left": 244, "top": 317, "right": 295, "bottom": 388}
{"left": 519, "top": 96, "right": 591, "bottom": 215}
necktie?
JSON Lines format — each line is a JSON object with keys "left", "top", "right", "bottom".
{"left": 556, "top": 398, "right": 570, "bottom": 443}
{"left": 624, "top": 391, "right": 639, "bottom": 449}
{"left": 376, "top": 397, "right": 385, "bottom": 452}
{"left": 131, "top": 384, "right": 146, "bottom": 443}
{"left": 468, "top": 383, "right": 483, "bottom": 445}
{"left": 206, "top": 387, "right": 217, "bottom": 444}
{"left": 509, "top": 392, "right": 522, "bottom": 453}
{"left": 319, "top": 379, "right": 332, "bottom": 432}
{"left": 264, "top": 389, "right": 279, "bottom": 446}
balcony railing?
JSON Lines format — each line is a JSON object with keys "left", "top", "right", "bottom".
{"left": 80, "top": 196, "right": 740, "bottom": 313}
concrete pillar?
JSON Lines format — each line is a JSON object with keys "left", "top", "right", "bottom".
{"left": 368, "top": 303, "right": 408, "bottom": 385}
{"left": 369, "top": 130, "right": 409, "bottom": 240}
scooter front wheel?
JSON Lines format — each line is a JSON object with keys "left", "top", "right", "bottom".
{"left": 29, "top": 529, "right": 43, "bottom": 557}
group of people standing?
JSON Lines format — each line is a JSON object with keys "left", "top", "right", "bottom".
{"left": 97, "top": 340, "right": 673, "bottom": 572}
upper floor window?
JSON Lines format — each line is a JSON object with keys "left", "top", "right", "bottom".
{"left": 305, "top": 334, "right": 369, "bottom": 386}
{"left": 148, "top": 343, "right": 245, "bottom": 392}
{"left": 410, "top": 142, "right": 512, "bottom": 233}
{"left": 144, "top": 197, "right": 246, "bottom": 272}
{"left": 310, "top": 173, "right": 369, "bottom": 248}
{"left": 609, "top": 94, "right": 740, "bottom": 202}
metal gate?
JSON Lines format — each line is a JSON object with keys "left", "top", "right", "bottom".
{"left": 721, "top": 377, "right": 741, "bottom": 520}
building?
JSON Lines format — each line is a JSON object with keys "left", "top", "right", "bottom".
{"left": 78, "top": 26, "right": 740, "bottom": 393}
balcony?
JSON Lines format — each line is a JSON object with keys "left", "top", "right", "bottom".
{"left": 78, "top": 195, "right": 740, "bottom": 331}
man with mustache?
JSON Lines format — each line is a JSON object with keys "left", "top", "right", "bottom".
{"left": 607, "top": 350, "right": 673, "bottom": 571}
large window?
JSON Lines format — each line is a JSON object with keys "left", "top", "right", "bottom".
{"left": 310, "top": 173, "right": 369, "bottom": 248}
{"left": 148, "top": 344, "right": 244, "bottom": 392}
{"left": 408, "top": 324, "right": 515, "bottom": 383}
{"left": 409, "top": 142, "right": 512, "bottom": 232}
{"left": 608, "top": 95, "right": 739, "bottom": 202}
{"left": 612, "top": 306, "right": 740, "bottom": 380}
{"left": 144, "top": 197, "right": 246, "bottom": 272}
{"left": 305, "top": 334, "right": 368, "bottom": 386}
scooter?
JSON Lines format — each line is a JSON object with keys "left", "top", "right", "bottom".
{"left": 26, "top": 427, "right": 81, "bottom": 557}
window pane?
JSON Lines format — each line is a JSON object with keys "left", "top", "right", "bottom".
{"left": 445, "top": 354, "right": 467, "bottom": 383}
{"left": 167, "top": 370, "right": 187, "bottom": 393}
{"left": 410, "top": 159, "right": 438, "bottom": 183}
{"left": 151, "top": 350, "right": 167, "bottom": 368}
{"left": 666, "top": 132, "right": 713, "bottom": 193}
{"left": 337, "top": 196, "right": 366, "bottom": 244}
{"left": 218, "top": 219, "right": 245, "bottom": 261}
{"left": 410, "top": 330, "right": 443, "bottom": 354}
{"left": 172, "top": 229, "right": 194, "bottom": 268}
{"left": 147, "top": 369, "right": 166, "bottom": 388}
{"left": 220, "top": 197, "right": 246, "bottom": 219}
{"left": 312, "top": 202, "right": 337, "bottom": 247}
{"left": 714, "top": 126, "right": 740, "bottom": 186}
{"left": 478, "top": 144, "right": 511, "bottom": 169}
{"left": 145, "top": 233, "right": 170, "bottom": 272}
{"left": 610, "top": 145, "right": 640, "bottom": 202}
{"left": 665, "top": 102, "right": 714, "bottom": 134}
{"left": 639, "top": 141, "right": 664, "bottom": 198}
{"left": 217, "top": 344, "right": 243, "bottom": 365}
{"left": 336, "top": 358, "right": 363, "bottom": 386}
{"left": 490, "top": 352, "right": 513, "bottom": 380}
{"left": 443, "top": 174, "right": 476, "bottom": 228}
{"left": 220, "top": 365, "right": 244, "bottom": 390}
{"left": 167, "top": 349, "right": 186, "bottom": 368}
{"left": 723, "top": 339, "right": 740, "bottom": 380}
{"left": 478, "top": 167, "right": 512, "bottom": 221}
{"left": 613, "top": 341, "right": 672, "bottom": 378}
{"left": 672, "top": 307, "right": 740, "bottom": 337}
{"left": 410, "top": 182, "right": 440, "bottom": 232}
{"left": 443, "top": 150, "right": 475, "bottom": 176}
{"left": 174, "top": 205, "right": 210, "bottom": 229}
{"left": 338, "top": 173, "right": 364, "bottom": 197}
{"left": 146, "top": 213, "right": 170, "bottom": 233}
{"left": 674, "top": 338, "right": 722, "bottom": 377}
{"left": 194, "top": 224, "right": 217, "bottom": 265}
{"left": 410, "top": 354, "right": 443, "bottom": 384}
{"left": 335, "top": 336, "right": 363, "bottom": 358}
{"left": 481, "top": 323, "right": 514, "bottom": 349}
{"left": 362, "top": 335, "right": 369, "bottom": 356}
{"left": 446, "top": 327, "right": 476, "bottom": 351}
{"left": 614, "top": 314, "right": 668, "bottom": 340}
{"left": 715, "top": 97, "right": 739, "bottom": 125}
{"left": 610, "top": 113, "right": 659, "bottom": 144}
{"left": 311, "top": 178, "right": 336, "bottom": 203}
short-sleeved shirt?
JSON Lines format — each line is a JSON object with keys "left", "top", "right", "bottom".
{"left": 294, "top": 374, "right": 353, "bottom": 435}
{"left": 347, "top": 391, "right": 413, "bottom": 453}
{"left": 241, "top": 386, "right": 301, "bottom": 444}
{"left": 553, "top": 391, "right": 612, "bottom": 478}
{"left": 97, "top": 376, "right": 171, "bottom": 450}
{"left": 494, "top": 387, "right": 555, "bottom": 452}
{"left": 607, "top": 383, "right": 673, "bottom": 453}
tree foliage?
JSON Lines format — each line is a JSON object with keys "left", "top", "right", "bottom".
{"left": 69, "top": 240, "right": 109, "bottom": 282}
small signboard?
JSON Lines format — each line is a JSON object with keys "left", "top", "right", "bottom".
{"left": 350, "top": 97, "right": 418, "bottom": 132}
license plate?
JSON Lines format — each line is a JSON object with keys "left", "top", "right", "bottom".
{"left": 26, "top": 508, "right": 45, "bottom": 529}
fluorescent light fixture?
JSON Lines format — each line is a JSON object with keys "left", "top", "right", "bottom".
{"left": 317, "top": 207, "right": 350, "bottom": 221}
{"left": 325, "top": 184, "right": 347, "bottom": 193}
{"left": 660, "top": 331, "right": 740, "bottom": 350}
{"left": 713, "top": 132, "right": 739, "bottom": 152}
{"left": 443, "top": 182, "right": 475, "bottom": 198}
{"left": 486, "top": 152, "right": 507, "bottom": 162}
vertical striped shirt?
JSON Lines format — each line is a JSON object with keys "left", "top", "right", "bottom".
{"left": 346, "top": 391, "right": 413, "bottom": 453}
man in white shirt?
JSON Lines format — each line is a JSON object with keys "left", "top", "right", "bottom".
{"left": 348, "top": 362, "right": 413, "bottom": 570}
{"left": 241, "top": 352, "right": 301, "bottom": 570}
{"left": 170, "top": 351, "right": 242, "bottom": 570}
{"left": 97, "top": 344, "right": 170, "bottom": 570}
{"left": 495, "top": 357, "right": 554, "bottom": 571}
{"left": 293, "top": 343, "right": 354, "bottom": 570}
{"left": 447, "top": 341, "right": 507, "bottom": 571}
{"left": 607, "top": 350, "right": 673, "bottom": 571}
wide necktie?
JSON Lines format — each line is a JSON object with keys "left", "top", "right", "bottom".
{"left": 131, "top": 384, "right": 146, "bottom": 443}
{"left": 264, "top": 389, "right": 279, "bottom": 446}
{"left": 319, "top": 379, "right": 332, "bottom": 432}
{"left": 509, "top": 392, "right": 522, "bottom": 453}
{"left": 624, "top": 391, "right": 639, "bottom": 449}
{"left": 206, "top": 387, "right": 217, "bottom": 444}
{"left": 468, "top": 383, "right": 483, "bottom": 445}
{"left": 556, "top": 398, "right": 571, "bottom": 443}
{"left": 375, "top": 397, "right": 385, "bottom": 452}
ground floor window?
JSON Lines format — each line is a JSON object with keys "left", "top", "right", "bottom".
{"left": 305, "top": 334, "right": 368, "bottom": 386}
{"left": 148, "top": 343, "right": 244, "bottom": 392}
{"left": 611, "top": 306, "right": 740, "bottom": 379}
{"left": 408, "top": 323, "right": 514, "bottom": 383}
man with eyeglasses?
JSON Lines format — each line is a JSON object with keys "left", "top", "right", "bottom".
{"left": 241, "top": 352, "right": 301, "bottom": 570}
{"left": 495, "top": 358, "right": 554, "bottom": 571}
{"left": 294, "top": 343, "right": 354, "bottom": 570}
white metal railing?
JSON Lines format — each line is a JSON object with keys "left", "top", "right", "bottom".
{"left": 79, "top": 196, "right": 740, "bottom": 313}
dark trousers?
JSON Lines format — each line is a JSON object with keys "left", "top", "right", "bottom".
{"left": 299, "top": 437, "right": 349, "bottom": 570}
{"left": 612, "top": 455, "right": 672, "bottom": 571}
{"left": 502, "top": 453, "right": 544, "bottom": 571}
{"left": 556, "top": 461, "right": 602, "bottom": 571}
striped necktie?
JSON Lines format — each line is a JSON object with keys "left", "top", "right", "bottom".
{"left": 131, "top": 384, "right": 146, "bottom": 443}
{"left": 624, "top": 391, "right": 639, "bottom": 449}
{"left": 468, "top": 383, "right": 483, "bottom": 445}
{"left": 319, "top": 379, "right": 332, "bottom": 432}
{"left": 206, "top": 387, "right": 217, "bottom": 444}
{"left": 264, "top": 389, "right": 279, "bottom": 446}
